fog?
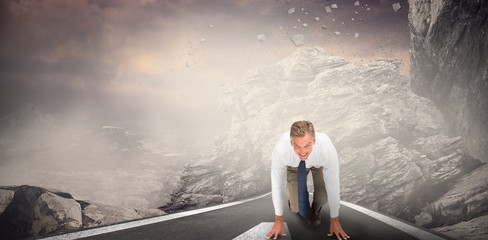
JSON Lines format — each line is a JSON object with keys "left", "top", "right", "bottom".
{"left": 0, "top": 0, "right": 410, "bottom": 208}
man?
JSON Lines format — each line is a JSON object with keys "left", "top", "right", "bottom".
{"left": 266, "top": 121, "right": 349, "bottom": 239}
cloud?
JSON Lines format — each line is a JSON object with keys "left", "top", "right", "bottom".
{"left": 0, "top": 0, "right": 411, "bottom": 128}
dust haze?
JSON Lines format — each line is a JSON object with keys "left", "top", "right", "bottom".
{"left": 0, "top": 0, "right": 410, "bottom": 208}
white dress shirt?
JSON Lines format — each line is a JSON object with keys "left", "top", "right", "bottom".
{"left": 271, "top": 132, "right": 341, "bottom": 218}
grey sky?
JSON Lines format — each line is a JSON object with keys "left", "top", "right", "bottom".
{"left": 0, "top": 0, "right": 410, "bottom": 144}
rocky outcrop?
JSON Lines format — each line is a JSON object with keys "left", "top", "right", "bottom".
{"left": 0, "top": 185, "right": 165, "bottom": 239}
{"left": 164, "top": 136, "right": 269, "bottom": 212}
{"left": 0, "top": 185, "right": 81, "bottom": 240}
{"left": 164, "top": 46, "right": 485, "bottom": 233}
{"left": 162, "top": 45, "right": 488, "bottom": 240}
{"left": 408, "top": 0, "right": 488, "bottom": 163}
{"left": 415, "top": 164, "right": 488, "bottom": 228}
{"left": 79, "top": 200, "right": 165, "bottom": 228}
{"left": 341, "top": 135, "right": 481, "bottom": 222}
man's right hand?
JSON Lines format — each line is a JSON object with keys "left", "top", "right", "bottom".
{"left": 266, "top": 215, "right": 285, "bottom": 239}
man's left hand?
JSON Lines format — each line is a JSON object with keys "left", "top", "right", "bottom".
{"left": 327, "top": 217, "right": 350, "bottom": 239}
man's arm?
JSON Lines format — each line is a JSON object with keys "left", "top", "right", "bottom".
{"left": 324, "top": 156, "right": 340, "bottom": 218}
{"left": 270, "top": 146, "right": 287, "bottom": 216}
{"left": 267, "top": 147, "right": 287, "bottom": 239}
{"left": 323, "top": 137, "right": 350, "bottom": 239}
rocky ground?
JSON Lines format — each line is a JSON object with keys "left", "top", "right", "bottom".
{"left": 162, "top": 46, "right": 488, "bottom": 239}
{"left": 0, "top": 185, "right": 165, "bottom": 239}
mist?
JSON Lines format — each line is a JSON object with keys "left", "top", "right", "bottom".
{"left": 0, "top": 0, "right": 410, "bottom": 208}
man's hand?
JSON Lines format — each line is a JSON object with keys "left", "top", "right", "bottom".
{"left": 327, "top": 217, "right": 350, "bottom": 239}
{"left": 266, "top": 215, "right": 286, "bottom": 239}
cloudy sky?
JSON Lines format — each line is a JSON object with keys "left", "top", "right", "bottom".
{"left": 0, "top": 0, "right": 410, "bottom": 148}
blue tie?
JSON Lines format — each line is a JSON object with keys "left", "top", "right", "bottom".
{"left": 298, "top": 160, "right": 310, "bottom": 219}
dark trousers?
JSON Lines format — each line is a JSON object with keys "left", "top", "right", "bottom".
{"left": 287, "top": 166, "right": 328, "bottom": 216}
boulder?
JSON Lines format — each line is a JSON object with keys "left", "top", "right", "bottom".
{"left": 0, "top": 185, "right": 82, "bottom": 240}
{"left": 415, "top": 164, "right": 488, "bottom": 228}
{"left": 0, "top": 185, "right": 166, "bottom": 239}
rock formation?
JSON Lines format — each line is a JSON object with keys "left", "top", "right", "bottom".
{"left": 408, "top": 0, "right": 488, "bottom": 163}
{"left": 164, "top": 45, "right": 487, "bottom": 239}
{"left": 408, "top": 1, "right": 488, "bottom": 238}
{"left": 0, "top": 185, "right": 81, "bottom": 239}
{"left": 0, "top": 185, "right": 165, "bottom": 239}
{"left": 79, "top": 200, "right": 165, "bottom": 228}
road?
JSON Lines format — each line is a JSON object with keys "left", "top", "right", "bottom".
{"left": 42, "top": 193, "right": 448, "bottom": 240}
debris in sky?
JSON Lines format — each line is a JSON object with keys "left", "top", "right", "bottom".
{"left": 342, "top": 21, "right": 345, "bottom": 25}
{"left": 354, "top": 1, "right": 360, "bottom": 6}
{"left": 200, "top": 38, "right": 206, "bottom": 42}
{"left": 325, "top": 6, "right": 332, "bottom": 13}
{"left": 209, "top": 24, "right": 214, "bottom": 28}
{"left": 331, "top": 4, "right": 338, "bottom": 9}
{"left": 354, "top": 33, "right": 360, "bottom": 38}
{"left": 315, "top": 17, "right": 320, "bottom": 22}
{"left": 334, "top": 31, "right": 341, "bottom": 36}
{"left": 288, "top": 7, "right": 295, "bottom": 14}
{"left": 301, "top": 8, "right": 305, "bottom": 11}
{"left": 305, "top": 12, "right": 309, "bottom": 15}
{"left": 297, "top": 18, "right": 301, "bottom": 22}
{"left": 351, "top": 18, "right": 355, "bottom": 21}
{"left": 290, "top": 34, "right": 305, "bottom": 46}
{"left": 302, "top": 23, "right": 308, "bottom": 28}
{"left": 333, "top": 18, "right": 336, "bottom": 22}
{"left": 367, "top": 7, "right": 371, "bottom": 11}
{"left": 393, "top": 3, "right": 401, "bottom": 12}
{"left": 279, "top": 26, "right": 284, "bottom": 30}
{"left": 321, "top": 25, "right": 328, "bottom": 30}
{"left": 256, "top": 34, "right": 266, "bottom": 42}
{"left": 355, "top": 11, "right": 359, "bottom": 14}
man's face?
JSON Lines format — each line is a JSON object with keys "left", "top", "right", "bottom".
{"left": 291, "top": 133, "right": 315, "bottom": 160}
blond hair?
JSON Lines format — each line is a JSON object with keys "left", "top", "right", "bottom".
{"left": 290, "top": 120, "right": 315, "bottom": 138}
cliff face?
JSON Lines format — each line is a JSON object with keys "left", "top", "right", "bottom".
{"left": 408, "top": 0, "right": 488, "bottom": 163}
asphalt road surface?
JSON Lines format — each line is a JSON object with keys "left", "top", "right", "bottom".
{"left": 59, "top": 194, "right": 448, "bottom": 240}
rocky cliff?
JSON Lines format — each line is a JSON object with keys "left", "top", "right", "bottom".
{"left": 408, "top": 0, "right": 488, "bottom": 163}
{"left": 0, "top": 185, "right": 165, "bottom": 239}
{"left": 163, "top": 46, "right": 487, "bottom": 239}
